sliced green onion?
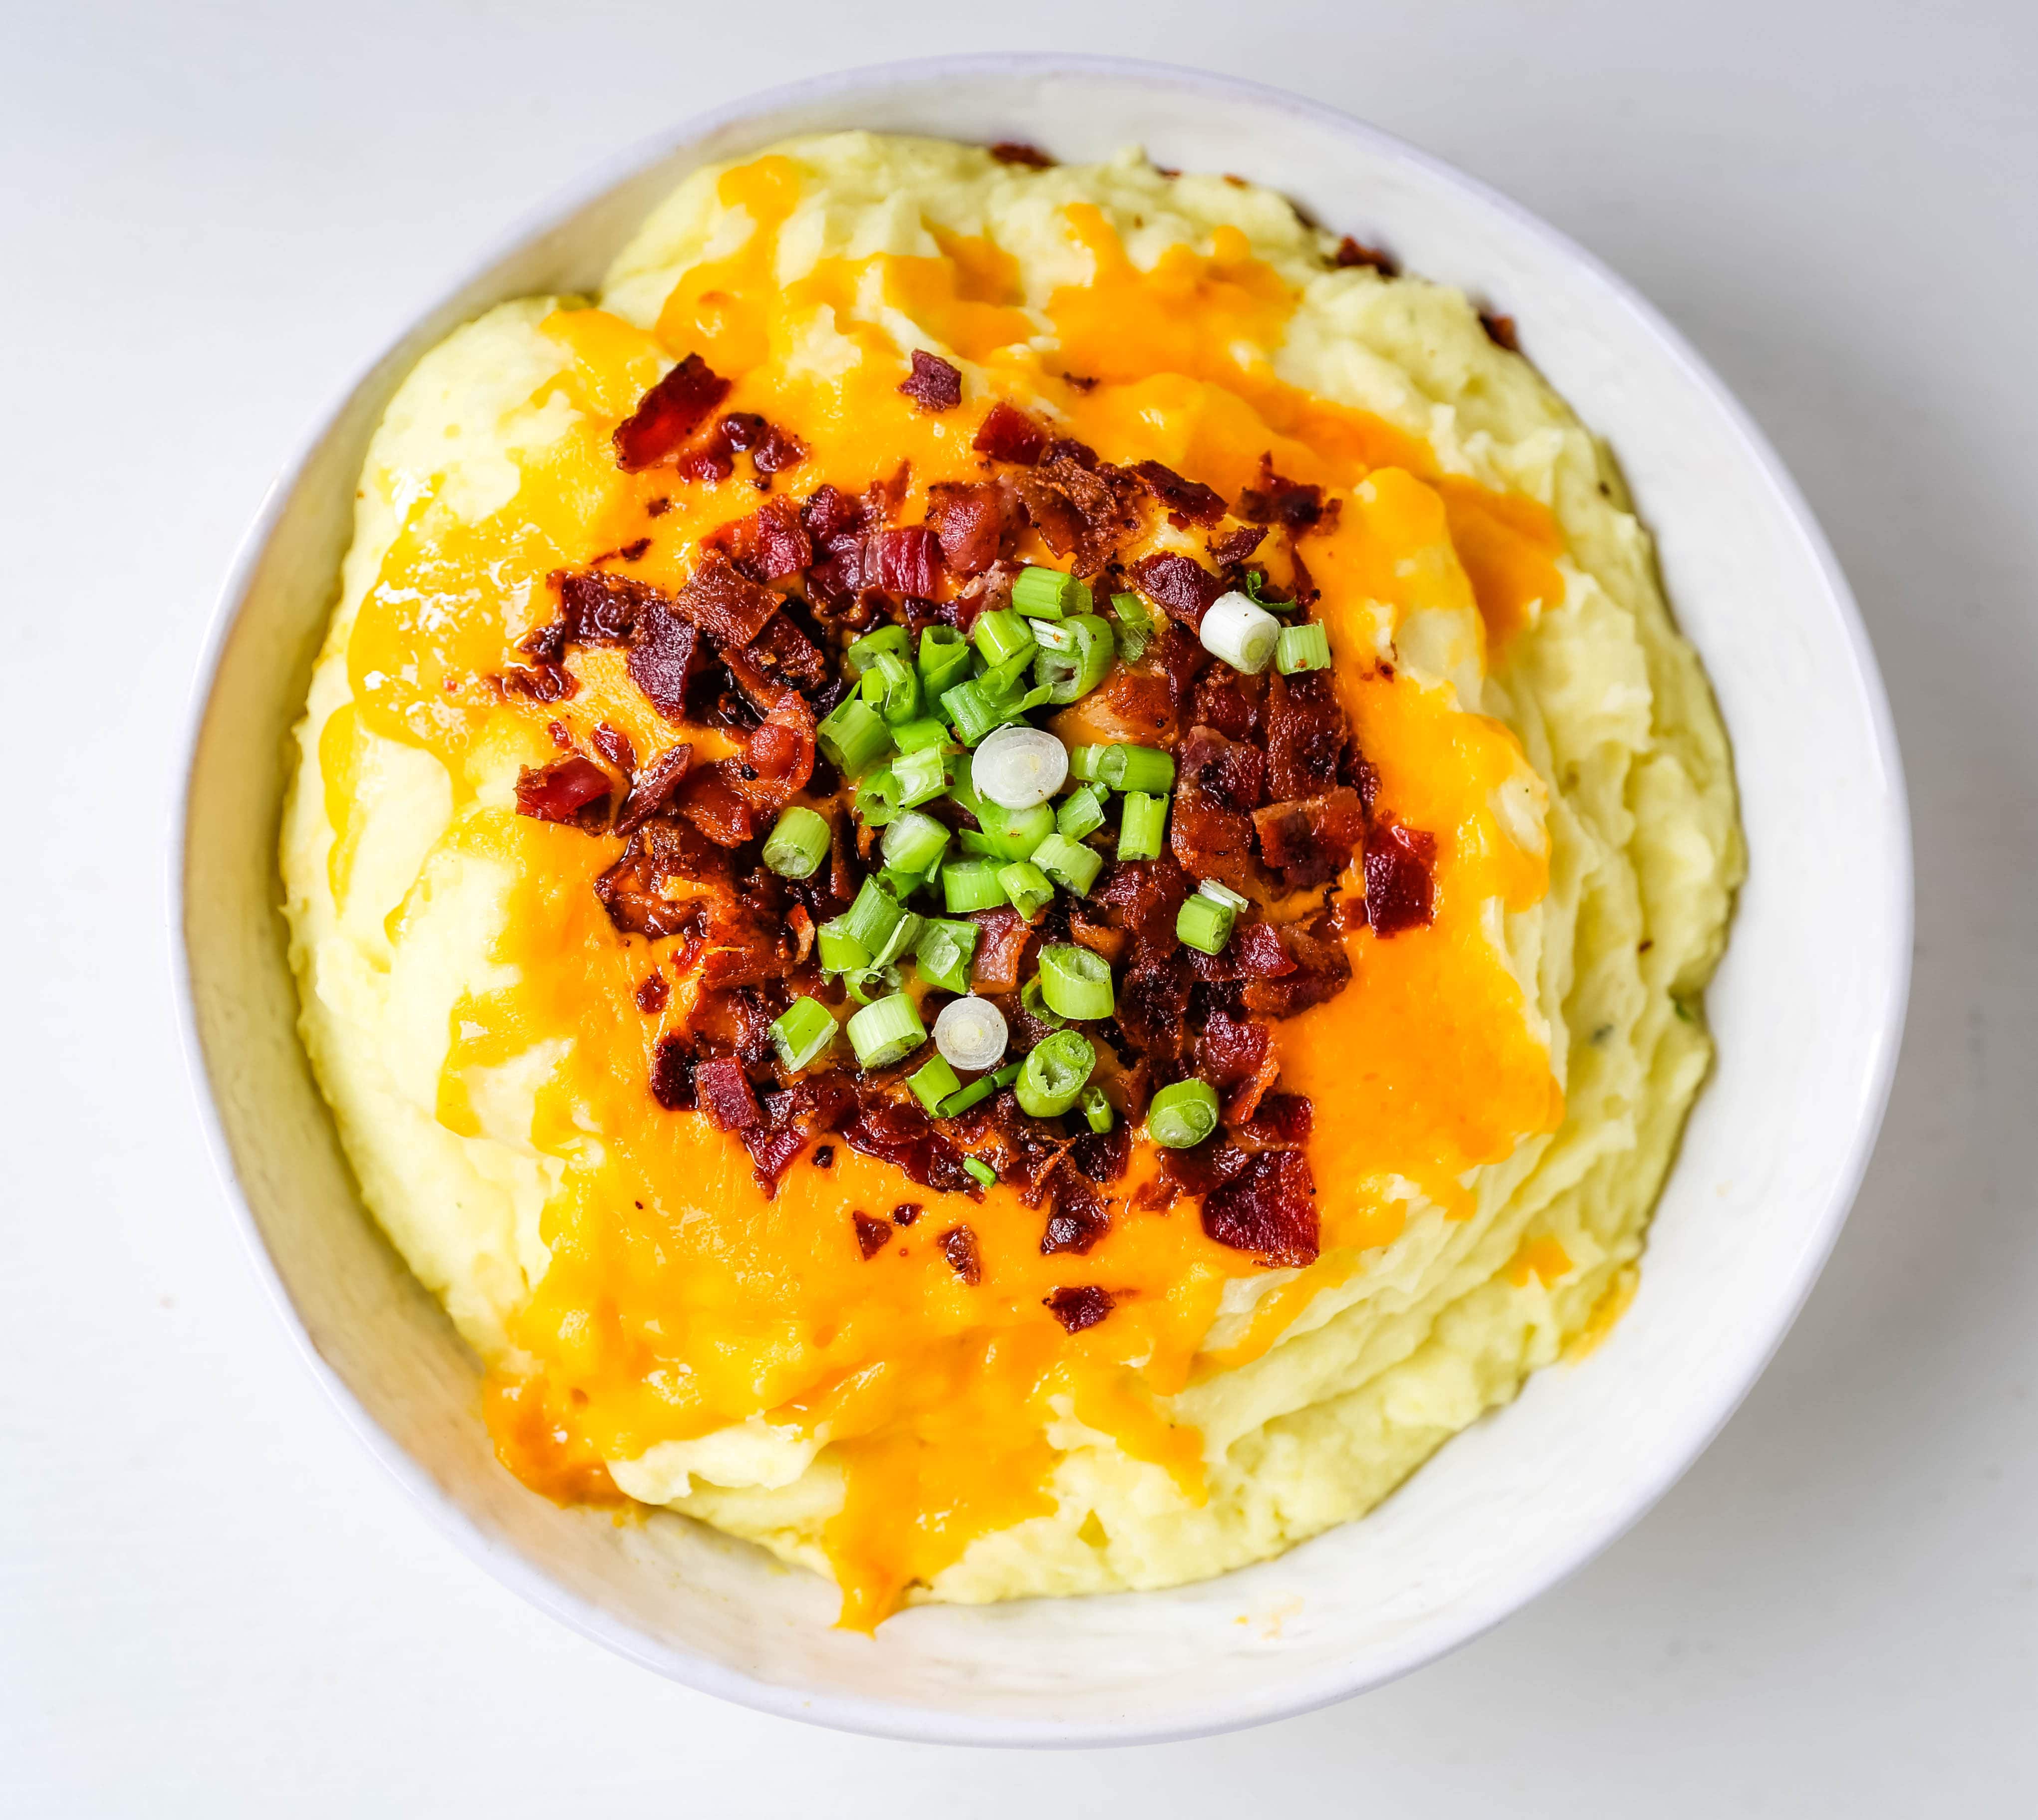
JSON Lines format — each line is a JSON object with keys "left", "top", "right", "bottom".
{"left": 817, "top": 696, "right": 892, "bottom": 776}
{"left": 1199, "top": 590, "right": 1281, "bottom": 675}
{"left": 1080, "top": 1085, "right": 1114, "bottom": 1134}
{"left": 1197, "top": 879, "right": 1252, "bottom": 913}
{"left": 762, "top": 805, "right": 830, "bottom": 880}
{"left": 937, "top": 1076, "right": 999, "bottom": 1117}
{"left": 972, "top": 607, "right": 1036, "bottom": 669}
{"left": 1032, "top": 831, "right": 1103, "bottom": 897}
{"left": 1029, "top": 616, "right": 1075, "bottom": 651}
{"left": 908, "top": 1054, "right": 963, "bottom": 1114}
{"left": 933, "top": 995, "right": 1009, "bottom": 1072}
{"left": 973, "top": 725, "right": 1069, "bottom": 810}
{"left": 769, "top": 996, "right": 838, "bottom": 1071}
{"left": 881, "top": 809, "right": 951, "bottom": 876}
{"left": 992, "top": 684, "right": 1053, "bottom": 729}
{"left": 846, "top": 992, "right": 927, "bottom": 1070}
{"left": 816, "top": 917, "right": 869, "bottom": 975}
{"left": 1019, "top": 973, "right": 1066, "bottom": 1029}
{"left": 845, "top": 625, "right": 910, "bottom": 677}
{"left": 914, "top": 917, "right": 980, "bottom": 994}
{"left": 993, "top": 1061, "right": 1021, "bottom": 1086}
{"left": 1276, "top": 621, "right": 1332, "bottom": 674}
{"left": 891, "top": 716, "right": 952, "bottom": 754}
{"left": 842, "top": 964, "right": 902, "bottom": 1006}
{"left": 859, "top": 651, "right": 922, "bottom": 724}
{"left": 963, "top": 1155, "right": 998, "bottom": 1187}
{"left": 969, "top": 798, "right": 1054, "bottom": 862}
{"left": 1037, "top": 943, "right": 1114, "bottom": 1020}
{"left": 1176, "top": 893, "right": 1236, "bottom": 955}
{"left": 1118, "top": 790, "right": 1167, "bottom": 861}
{"left": 1034, "top": 613, "right": 1115, "bottom": 704}
{"left": 941, "top": 857, "right": 1008, "bottom": 913}
{"left": 1068, "top": 744, "right": 1103, "bottom": 783}
{"left": 918, "top": 624, "right": 974, "bottom": 699}
{"left": 868, "top": 910, "right": 925, "bottom": 970}
{"left": 1109, "top": 590, "right": 1154, "bottom": 662}
{"left": 1148, "top": 1078, "right": 1220, "bottom": 1147}
{"left": 1096, "top": 743, "right": 1175, "bottom": 794}
{"left": 1012, "top": 564, "right": 1085, "bottom": 620}
{"left": 1055, "top": 783, "right": 1106, "bottom": 840}
{"left": 941, "top": 677, "right": 1005, "bottom": 746}
{"left": 891, "top": 744, "right": 950, "bottom": 807}
{"left": 1016, "top": 1030, "right": 1097, "bottom": 1118}
{"left": 845, "top": 874, "right": 904, "bottom": 953}
{"left": 878, "top": 865, "right": 937, "bottom": 905}
{"left": 853, "top": 767, "right": 900, "bottom": 828}
{"left": 999, "top": 861, "right": 1055, "bottom": 921}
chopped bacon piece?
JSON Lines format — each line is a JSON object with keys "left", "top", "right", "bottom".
{"left": 589, "top": 723, "right": 636, "bottom": 776}
{"left": 556, "top": 568, "right": 654, "bottom": 646}
{"left": 1070, "top": 1121, "right": 1132, "bottom": 1185}
{"left": 842, "top": 1099, "right": 977, "bottom": 1196}
{"left": 650, "top": 1034, "right": 696, "bottom": 1110}
{"left": 1130, "top": 460, "right": 1226, "bottom": 526}
{"left": 1181, "top": 725, "right": 1264, "bottom": 811}
{"left": 800, "top": 482, "right": 867, "bottom": 552}
{"left": 1234, "top": 1091, "right": 1312, "bottom": 1147}
{"left": 1011, "top": 452, "right": 1136, "bottom": 575}
{"left": 634, "top": 973, "right": 669, "bottom": 1015}
{"left": 1066, "top": 908, "right": 1127, "bottom": 966}
{"left": 613, "top": 354, "right": 731, "bottom": 471}
{"left": 717, "top": 411, "right": 806, "bottom": 479}
{"left": 1201, "top": 1149, "right": 1318, "bottom": 1267}
{"left": 741, "top": 609, "right": 829, "bottom": 692}
{"left": 1265, "top": 669, "right": 1347, "bottom": 801}
{"left": 1364, "top": 820, "right": 1438, "bottom": 935}
{"left": 614, "top": 740, "right": 693, "bottom": 836}
{"left": 710, "top": 496, "right": 812, "bottom": 581}
{"left": 694, "top": 1057, "right": 763, "bottom": 1131}
{"left": 674, "top": 552, "right": 782, "bottom": 651}
{"left": 513, "top": 755, "right": 612, "bottom": 829}
{"left": 1171, "top": 730, "right": 1266, "bottom": 901}
{"left": 989, "top": 141, "right": 1054, "bottom": 168}
{"left": 627, "top": 604, "right": 706, "bottom": 722}
{"left": 1334, "top": 235, "right": 1397, "bottom": 274}
{"left": 853, "top": 1212, "right": 892, "bottom": 1260}
{"left": 1242, "top": 914, "right": 1353, "bottom": 1019}
{"left": 1191, "top": 667, "right": 1264, "bottom": 742}
{"left": 1130, "top": 552, "right": 1229, "bottom": 630}
{"left": 699, "top": 914, "right": 793, "bottom": 990}
{"left": 675, "top": 763, "right": 755, "bottom": 848}
{"left": 1238, "top": 455, "right": 1339, "bottom": 535}
{"left": 1044, "top": 1285, "right": 1115, "bottom": 1333}
{"left": 925, "top": 480, "right": 1013, "bottom": 578}
{"left": 1041, "top": 1174, "right": 1110, "bottom": 1256}
{"left": 596, "top": 829, "right": 722, "bottom": 938}
{"left": 1093, "top": 857, "right": 1192, "bottom": 970}
{"left": 1116, "top": 953, "right": 1192, "bottom": 1063}
{"left": 870, "top": 524, "right": 943, "bottom": 595}
{"left": 738, "top": 1077, "right": 853, "bottom": 1195}
{"left": 1199, "top": 1007, "right": 1270, "bottom": 1090}
{"left": 973, "top": 401, "right": 1048, "bottom": 465}
{"left": 1206, "top": 525, "right": 1266, "bottom": 566}
{"left": 891, "top": 1202, "right": 922, "bottom": 1227}
{"left": 1254, "top": 785, "right": 1367, "bottom": 889}
{"left": 1480, "top": 311, "right": 1520, "bottom": 353}
{"left": 940, "top": 1225, "right": 983, "bottom": 1285}
{"left": 899, "top": 349, "right": 964, "bottom": 412}
{"left": 502, "top": 661, "right": 575, "bottom": 703}
{"left": 969, "top": 908, "right": 1034, "bottom": 994}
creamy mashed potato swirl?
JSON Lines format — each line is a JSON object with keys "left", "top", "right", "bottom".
{"left": 281, "top": 133, "right": 1741, "bottom": 1624}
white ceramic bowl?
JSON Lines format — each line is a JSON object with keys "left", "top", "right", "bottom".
{"left": 175, "top": 55, "right": 1911, "bottom": 1746}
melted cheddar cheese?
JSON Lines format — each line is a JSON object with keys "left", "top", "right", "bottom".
{"left": 283, "top": 134, "right": 1740, "bottom": 1625}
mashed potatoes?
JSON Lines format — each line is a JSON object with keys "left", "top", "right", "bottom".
{"left": 281, "top": 132, "right": 1741, "bottom": 1623}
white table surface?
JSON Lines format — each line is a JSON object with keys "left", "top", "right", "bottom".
{"left": 6, "top": 1, "right": 2034, "bottom": 1810}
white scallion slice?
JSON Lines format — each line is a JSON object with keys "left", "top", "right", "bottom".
{"left": 1199, "top": 590, "right": 1281, "bottom": 675}
{"left": 933, "top": 995, "right": 1009, "bottom": 1073}
{"left": 972, "top": 724, "right": 1069, "bottom": 810}
{"left": 1197, "top": 879, "right": 1251, "bottom": 912}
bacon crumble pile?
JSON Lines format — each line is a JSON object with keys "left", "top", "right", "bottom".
{"left": 506, "top": 349, "right": 1440, "bottom": 1301}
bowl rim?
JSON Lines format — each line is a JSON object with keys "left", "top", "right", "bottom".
{"left": 171, "top": 50, "right": 1913, "bottom": 1747}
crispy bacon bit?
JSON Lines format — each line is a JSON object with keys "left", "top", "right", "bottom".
{"left": 1334, "top": 235, "right": 1397, "bottom": 275}
{"left": 741, "top": 610, "right": 829, "bottom": 692}
{"left": 627, "top": 605, "right": 706, "bottom": 722}
{"left": 843, "top": 1099, "right": 976, "bottom": 1196}
{"left": 989, "top": 140, "right": 1054, "bottom": 168}
{"left": 801, "top": 482, "right": 866, "bottom": 550}
{"left": 513, "top": 755, "right": 612, "bottom": 829}
{"left": 1201, "top": 1149, "right": 1318, "bottom": 1267}
{"left": 650, "top": 1034, "right": 697, "bottom": 1110}
{"left": 1044, "top": 1285, "right": 1115, "bottom": 1333}
{"left": 1130, "top": 552, "right": 1229, "bottom": 630}
{"left": 1183, "top": 726, "right": 1266, "bottom": 812}
{"left": 1364, "top": 820, "right": 1438, "bottom": 936}
{"left": 1199, "top": 1007, "right": 1270, "bottom": 1089}
{"left": 615, "top": 739, "right": 694, "bottom": 836}
{"left": 675, "top": 763, "right": 756, "bottom": 848}
{"left": 634, "top": 974, "right": 669, "bottom": 1015}
{"left": 502, "top": 661, "right": 575, "bottom": 703}
{"left": 973, "top": 401, "right": 1049, "bottom": 465}
{"left": 1238, "top": 456, "right": 1338, "bottom": 535}
{"left": 1207, "top": 525, "right": 1265, "bottom": 566}
{"left": 1012, "top": 450, "right": 1137, "bottom": 575}
{"left": 1093, "top": 857, "right": 1192, "bottom": 968}
{"left": 674, "top": 552, "right": 782, "bottom": 651}
{"left": 899, "top": 349, "right": 964, "bottom": 412}
{"left": 1117, "top": 953, "right": 1192, "bottom": 1063}
{"left": 1069, "top": 1121, "right": 1132, "bottom": 1185}
{"left": 1232, "top": 919, "right": 1295, "bottom": 979}
{"left": 1235, "top": 1091, "right": 1312, "bottom": 1147}
{"left": 926, "top": 480, "right": 1014, "bottom": 578}
{"left": 646, "top": 496, "right": 671, "bottom": 517}
{"left": 1265, "top": 669, "right": 1347, "bottom": 801}
{"left": 1040, "top": 1176, "right": 1110, "bottom": 1256}
{"left": 596, "top": 830, "right": 721, "bottom": 939}
{"left": 739, "top": 1077, "right": 853, "bottom": 1195}
{"left": 614, "top": 354, "right": 731, "bottom": 471}
{"left": 1254, "top": 785, "right": 1367, "bottom": 889}
{"left": 552, "top": 568, "right": 653, "bottom": 647}
{"left": 694, "top": 1057, "right": 763, "bottom": 1131}
{"left": 1480, "top": 311, "right": 1520, "bottom": 353}
{"left": 1130, "top": 460, "right": 1227, "bottom": 526}
{"left": 1191, "top": 668, "right": 1264, "bottom": 742}
{"left": 590, "top": 723, "right": 636, "bottom": 776}
{"left": 940, "top": 1224, "right": 984, "bottom": 1285}
{"left": 1171, "top": 731, "right": 1265, "bottom": 900}
{"left": 710, "top": 496, "right": 812, "bottom": 581}
{"left": 717, "top": 411, "right": 806, "bottom": 480}
{"left": 1242, "top": 914, "right": 1353, "bottom": 1019}
{"left": 870, "top": 525, "right": 943, "bottom": 595}
{"left": 853, "top": 1212, "right": 892, "bottom": 1260}
{"left": 969, "top": 907, "right": 1034, "bottom": 994}
{"left": 890, "top": 1202, "right": 922, "bottom": 1228}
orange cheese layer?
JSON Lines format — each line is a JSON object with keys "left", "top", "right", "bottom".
{"left": 339, "top": 155, "right": 1566, "bottom": 1627}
